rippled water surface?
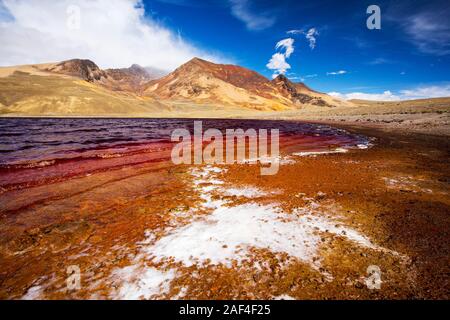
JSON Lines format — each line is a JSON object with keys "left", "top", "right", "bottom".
{"left": 0, "top": 118, "right": 370, "bottom": 190}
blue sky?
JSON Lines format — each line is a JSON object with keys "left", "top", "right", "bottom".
{"left": 143, "top": 0, "right": 450, "bottom": 99}
{"left": 1, "top": 0, "right": 449, "bottom": 100}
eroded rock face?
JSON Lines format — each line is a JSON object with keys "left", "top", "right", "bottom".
{"left": 46, "top": 60, "right": 166, "bottom": 93}
{"left": 271, "top": 74, "right": 332, "bottom": 107}
{"left": 106, "top": 64, "right": 152, "bottom": 82}
{"left": 103, "top": 64, "right": 157, "bottom": 93}
{"left": 46, "top": 59, "right": 107, "bottom": 82}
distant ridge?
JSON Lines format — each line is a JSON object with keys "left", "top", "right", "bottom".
{"left": 271, "top": 74, "right": 335, "bottom": 107}
{"left": 143, "top": 57, "right": 350, "bottom": 110}
{"left": 0, "top": 57, "right": 353, "bottom": 115}
{"left": 45, "top": 59, "right": 107, "bottom": 82}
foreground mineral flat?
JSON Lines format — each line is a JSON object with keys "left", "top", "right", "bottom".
{"left": 0, "top": 124, "right": 448, "bottom": 299}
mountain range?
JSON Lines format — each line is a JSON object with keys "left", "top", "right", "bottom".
{"left": 0, "top": 58, "right": 352, "bottom": 116}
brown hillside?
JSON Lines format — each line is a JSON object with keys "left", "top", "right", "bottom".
{"left": 143, "top": 58, "right": 346, "bottom": 110}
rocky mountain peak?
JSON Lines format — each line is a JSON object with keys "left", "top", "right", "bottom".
{"left": 47, "top": 59, "right": 107, "bottom": 82}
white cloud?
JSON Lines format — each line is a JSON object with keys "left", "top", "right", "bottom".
{"left": 275, "top": 38, "right": 294, "bottom": 58}
{"left": 369, "top": 57, "right": 392, "bottom": 65}
{"left": 327, "top": 70, "right": 347, "bottom": 75}
{"left": 0, "top": 0, "right": 226, "bottom": 70}
{"left": 329, "top": 84, "right": 450, "bottom": 101}
{"left": 305, "top": 28, "right": 318, "bottom": 49}
{"left": 267, "top": 38, "right": 295, "bottom": 77}
{"left": 287, "top": 28, "right": 319, "bottom": 50}
{"left": 229, "top": 0, "right": 275, "bottom": 31}
{"left": 399, "top": 84, "right": 450, "bottom": 100}
{"left": 329, "top": 91, "right": 399, "bottom": 101}
{"left": 286, "top": 29, "right": 302, "bottom": 35}
{"left": 267, "top": 53, "right": 290, "bottom": 78}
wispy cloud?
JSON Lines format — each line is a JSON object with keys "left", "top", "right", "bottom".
{"left": 327, "top": 70, "right": 347, "bottom": 76}
{"left": 329, "top": 84, "right": 450, "bottom": 101}
{"left": 389, "top": 5, "right": 450, "bottom": 56}
{"left": 0, "top": 0, "right": 228, "bottom": 70}
{"left": 275, "top": 38, "right": 294, "bottom": 58}
{"left": 288, "top": 73, "right": 317, "bottom": 82}
{"left": 267, "top": 38, "right": 295, "bottom": 78}
{"left": 286, "top": 29, "right": 302, "bottom": 35}
{"left": 287, "top": 28, "right": 319, "bottom": 49}
{"left": 342, "top": 36, "right": 372, "bottom": 50}
{"left": 405, "top": 12, "right": 450, "bottom": 55}
{"left": 368, "top": 58, "right": 393, "bottom": 65}
{"left": 305, "top": 28, "right": 319, "bottom": 49}
{"left": 153, "top": 0, "right": 199, "bottom": 6}
{"left": 229, "top": 0, "right": 276, "bottom": 31}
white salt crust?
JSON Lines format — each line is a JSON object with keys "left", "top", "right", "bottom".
{"left": 110, "top": 165, "right": 404, "bottom": 299}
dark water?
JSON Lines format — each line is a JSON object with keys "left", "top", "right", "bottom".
{"left": 0, "top": 118, "right": 370, "bottom": 169}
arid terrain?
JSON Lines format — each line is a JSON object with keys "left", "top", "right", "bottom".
{"left": 0, "top": 122, "right": 448, "bottom": 299}
{"left": 1, "top": 58, "right": 448, "bottom": 138}
{"left": 283, "top": 98, "right": 450, "bottom": 136}
{"left": 0, "top": 58, "right": 449, "bottom": 300}
{"left": 0, "top": 58, "right": 350, "bottom": 116}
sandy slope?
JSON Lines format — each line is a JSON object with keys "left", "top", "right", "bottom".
{"left": 0, "top": 71, "right": 167, "bottom": 116}
{"left": 0, "top": 63, "right": 67, "bottom": 78}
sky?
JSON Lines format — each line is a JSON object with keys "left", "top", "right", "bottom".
{"left": 0, "top": 0, "right": 449, "bottom": 100}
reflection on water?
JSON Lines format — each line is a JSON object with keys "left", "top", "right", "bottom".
{"left": 0, "top": 118, "right": 370, "bottom": 190}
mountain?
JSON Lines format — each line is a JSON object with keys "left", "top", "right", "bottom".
{"left": 0, "top": 60, "right": 167, "bottom": 116}
{"left": 107, "top": 64, "right": 152, "bottom": 81}
{"left": 271, "top": 74, "right": 349, "bottom": 108}
{"left": 143, "top": 58, "right": 289, "bottom": 111}
{"left": 0, "top": 57, "right": 352, "bottom": 116}
{"left": 44, "top": 60, "right": 167, "bottom": 93}
{"left": 44, "top": 59, "right": 108, "bottom": 82}
{"left": 272, "top": 74, "right": 326, "bottom": 106}
{"left": 144, "top": 66, "right": 169, "bottom": 80}
{"left": 104, "top": 64, "right": 155, "bottom": 93}
{"left": 143, "top": 58, "right": 348, "bottom": 110}
{"left": 0, "top": 70, "right": 167, "bottom": 116}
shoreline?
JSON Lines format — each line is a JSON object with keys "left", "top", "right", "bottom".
{"left": 1, "top": 110, "right": 448, "bottom": 137}
{"left": 0, "top": 119, "right": 448, "bottom": 299}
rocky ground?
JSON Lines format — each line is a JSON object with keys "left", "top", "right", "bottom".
{"left": 0, "top": 122, "right": 448, "bottom": 300}
{"left": 295, "top": 110, "right": 450, "bottom": 136}
{"left": 255, "top": 97, "right": 450, "bottom": 136}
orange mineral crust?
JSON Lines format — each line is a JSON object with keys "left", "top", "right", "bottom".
{"left": 0, "top": 120, "right": 448, "bottom": 299}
